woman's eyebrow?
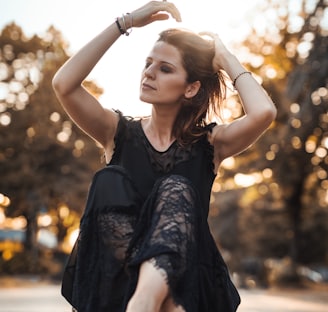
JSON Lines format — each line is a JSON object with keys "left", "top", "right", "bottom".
{"left": 160, "top": 60, "right": 177, "bottom": 68}
{"left": 145, "top": 55, "right": 178, "bottom": 70}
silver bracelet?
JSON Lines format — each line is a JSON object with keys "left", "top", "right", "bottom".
{"left": 121, "top": 13, "right": 133, "bottom": 36}
{"left": 232, "top": 71, "right": 251, "bottom": 89}
{"left": 115, "top": 13, "right": 133, "bottom": 36}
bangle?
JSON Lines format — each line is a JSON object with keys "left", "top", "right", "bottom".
{"left": 232, "top": 71, "right": 251, "bottom": 89}
{"left": 115, "top": 14, "right": 133, "bottom": 36}
{"left": 122, "top": 13, "right": 133, "bottom": 36}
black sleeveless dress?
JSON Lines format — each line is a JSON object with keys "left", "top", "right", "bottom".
{"left": 62, "top": 113, "right": 240, "bottom": 312}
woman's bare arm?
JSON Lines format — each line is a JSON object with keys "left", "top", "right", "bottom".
{"left": 52, "top": 1, "right": 182, "bottom": 152}
{"left": 205, "top": 34, "right": 277, "bottom": 166}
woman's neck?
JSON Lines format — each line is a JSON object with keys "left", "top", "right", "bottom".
{"left": 141, "top": 105, "right": 179, "bottom": 151}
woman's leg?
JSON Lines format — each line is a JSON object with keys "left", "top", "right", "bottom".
{"left": 126, "top": 260, "right": 168, "bottom": 312}
{"left": 127, "top": 175, "right": 196, "bottom": 312}
{"left": 126, "top": 260, "right": 186, "bottom": 312}
{"left": 160, "top": 296, "right": 185, "bottom": 312}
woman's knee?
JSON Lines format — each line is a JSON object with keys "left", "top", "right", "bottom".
{"left": 155, "top": 175, "right": 196, "bottom": 210}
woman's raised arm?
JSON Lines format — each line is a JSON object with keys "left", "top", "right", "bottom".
{"left": 52, "top": 1, "right": 181, "bottom": 150}
{"left": 205, "top": 33, "right": 277, "bottom": 165}
{"left": 52, "top": 22, "right": 122, "bottom": 149}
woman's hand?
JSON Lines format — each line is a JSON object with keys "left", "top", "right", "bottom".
{"left": 129, "top": 1, "right": 182, "bottom": 28}
{"left": 199, "top": 32, "right": 232, "bottom": 73}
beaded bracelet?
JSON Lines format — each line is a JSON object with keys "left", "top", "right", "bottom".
{"left": 115, "top": 13, "right": 133, "bottom": 36}
{"left": 115, "top": 18, "right": 125, "bottom": 35}
{"left": 232, "top": 71, "right": 251, "bottom": 89}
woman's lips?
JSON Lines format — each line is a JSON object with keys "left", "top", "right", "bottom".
{"left": 142, "top": 83, "right": 156, "bottom": 90}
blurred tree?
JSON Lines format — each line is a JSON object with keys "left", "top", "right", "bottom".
{"left": 0, "top": 23, "right": 103, "bottom": 266}
{"left": 210, "top": 0, "right": 328, "bottom": 282}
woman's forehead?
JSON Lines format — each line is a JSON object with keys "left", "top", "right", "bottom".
{"left": 148, "top": 41, "right": 183, "bottom": 65}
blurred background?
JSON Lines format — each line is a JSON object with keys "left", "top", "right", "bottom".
{"left": 0, "top": 0, "right": 327, "bottom": 310}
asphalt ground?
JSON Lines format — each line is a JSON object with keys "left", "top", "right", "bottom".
{"left": 0, "top": 278, "right": 327, "bottom": 312}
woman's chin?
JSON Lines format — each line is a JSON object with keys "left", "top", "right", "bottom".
{"left": 139, "top": 95, "right": 153, "bottom": 105}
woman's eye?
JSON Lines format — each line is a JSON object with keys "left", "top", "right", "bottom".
{"left": 160, "top": 66, "right": 172, "bottom": 73}
{"left": 145, "top": 61, "right": 151, "bottom": 69}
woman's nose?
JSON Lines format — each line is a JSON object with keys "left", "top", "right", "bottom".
{"left": 144, "top": 65, "right": 155, "bottom": 79}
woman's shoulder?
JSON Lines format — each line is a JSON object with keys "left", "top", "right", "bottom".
{"left": 115, "top": 110, "right": 146, "bottom": 125}
{"left": 113, "top": 110, "right": 148, "bottom": 143}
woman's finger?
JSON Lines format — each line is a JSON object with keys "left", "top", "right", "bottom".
{"left": 131, "top": 1, "right": 181, "bottom": 27}
{"left": 158, "top": 1, "right": 182, "bottom": 22}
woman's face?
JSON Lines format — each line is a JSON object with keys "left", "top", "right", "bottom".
{"left": 139, "top": 41, "right": 190, "bottom": 107}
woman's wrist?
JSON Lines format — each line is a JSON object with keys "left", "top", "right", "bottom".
{"left": 219, "top": 54, "right": 247, "bottom": 79}
{"left": 116, "top": 13, "right": 133, "bottom": 36}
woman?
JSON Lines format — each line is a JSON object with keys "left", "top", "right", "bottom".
{"left": 53, "top": 1, "right": 277, "bottom": 312}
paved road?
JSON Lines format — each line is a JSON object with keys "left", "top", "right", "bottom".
{"left": 0, "top": 284, "right": 327, "bottom": 312}
{"left": 238, "top": 289, "right": 328, "bottom": 312}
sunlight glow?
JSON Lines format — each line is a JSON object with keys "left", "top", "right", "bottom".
{"left": 291, "top": 136, "right": 302, "bottom": 149}
{"left": 74, "top": 139, "right": 85, "bottom": 150}
{"left": 234, "top": 172, "right": 263, "bottom": 188}
{"left": 10, "top": 216, "right": 27, "bottom": 230}
{"left": 212, "top": 182, "right": 221, "bottom": 193}
{"left": 266, "top": 151, "right": 276, "bottom": 161}
{"left": 0, "top": 82, "right": 8, "bottom": 101}
{"left": 291, "top": 118, "right": 302, "bottom": 128}
{"left": 50, "top": 112, "right": 61, "bottom": 123}
{"left": 57, "top": 121, "right": 72, "bottom": 143}
{"left": 322, "top": 137, "right": 328, "bottom": 149}
{"left": 222, "top": 108, "right": 232, "bottom": 120}
{"left": 265, "top": 67, "right": 278, "bottom": 79}
{"left": 0, "top": 208, "right": 5, "bottom": 225}
{"left": 221, "top": 157, "right": 235, "bottom": 170}
{"left": 59, "top": 205, "right": 70, "bottom": 219}
{"left": 69, "top": 228, "right": 79, "bottom": 248}
{"left": 316, "top": 147, "right": 327, "bottom": 158}
{"left": 231, "top": 168, "right": 276, "bottom": 189}
{"left": 0, "top": 103, "right": 5, "bottom": 113}
{"left": 318, "top": 87, "right": 328, "bottom": 98}
{"left": 316, "top": 168, "right": 327, "bottom": 180}
{"left": 57, "top": 131, "right": 70, "bottom": 143}
{"left": 37, "top": 214, "right": 53, "bottom": 227}
{"left": 311, "top": 156, "right": 321, "bottom": 166}
{"left": 306, "top": 136, "right": 317, "bottom": 153}
{"left": 0, "top": 0, "right": 274, "bottom": 116}
{"left": 290, "top": 103, "right": 300, "bottom": 114}
{"left": 262, "top": 168, "right": 273, "bottom": 179}
{"left": 0, "top": 112, "right": 11, "bottom": 126}
{"left": 26, "top": 127, "right": 36, "bottom": 138}
{"left": 258, "top": 184, "right": 269, "bottom": 195}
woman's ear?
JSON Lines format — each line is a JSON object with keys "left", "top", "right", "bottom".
{"left": 185, "top": 80, "right": 201, "bottom": 99}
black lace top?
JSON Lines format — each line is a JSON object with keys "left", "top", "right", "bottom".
{"left": 110, "top": 115, "right": 216, "bottom": 209}
{"left": 64, "top": 113, "right": 240, "bottom": 312}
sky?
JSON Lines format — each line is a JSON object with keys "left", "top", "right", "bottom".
{"left": 0, "top": 0, "right": 263, "bottom": 116}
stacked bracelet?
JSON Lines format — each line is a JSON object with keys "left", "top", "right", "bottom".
{"left": 115, "top": 13, "right": 133, "bottom": 36}
{"left": 232, "top": 71, "right": 251, "bottom": 89}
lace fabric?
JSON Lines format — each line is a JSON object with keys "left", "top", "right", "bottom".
{"left": 130, "top": 175, "right": 197, "bottom": 289}
{"left": 135, "top": 118, "right": 216, "bottom": 174}
{"left": 138, "top": 129, "right": 195, "bottom": 173}
{"left": 98, "top": 206, "right": 136, "bottom": 262}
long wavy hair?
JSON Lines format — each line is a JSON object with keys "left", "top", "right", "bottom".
{"left": 157, "top": 28, "right": 226, "bottom": 146}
